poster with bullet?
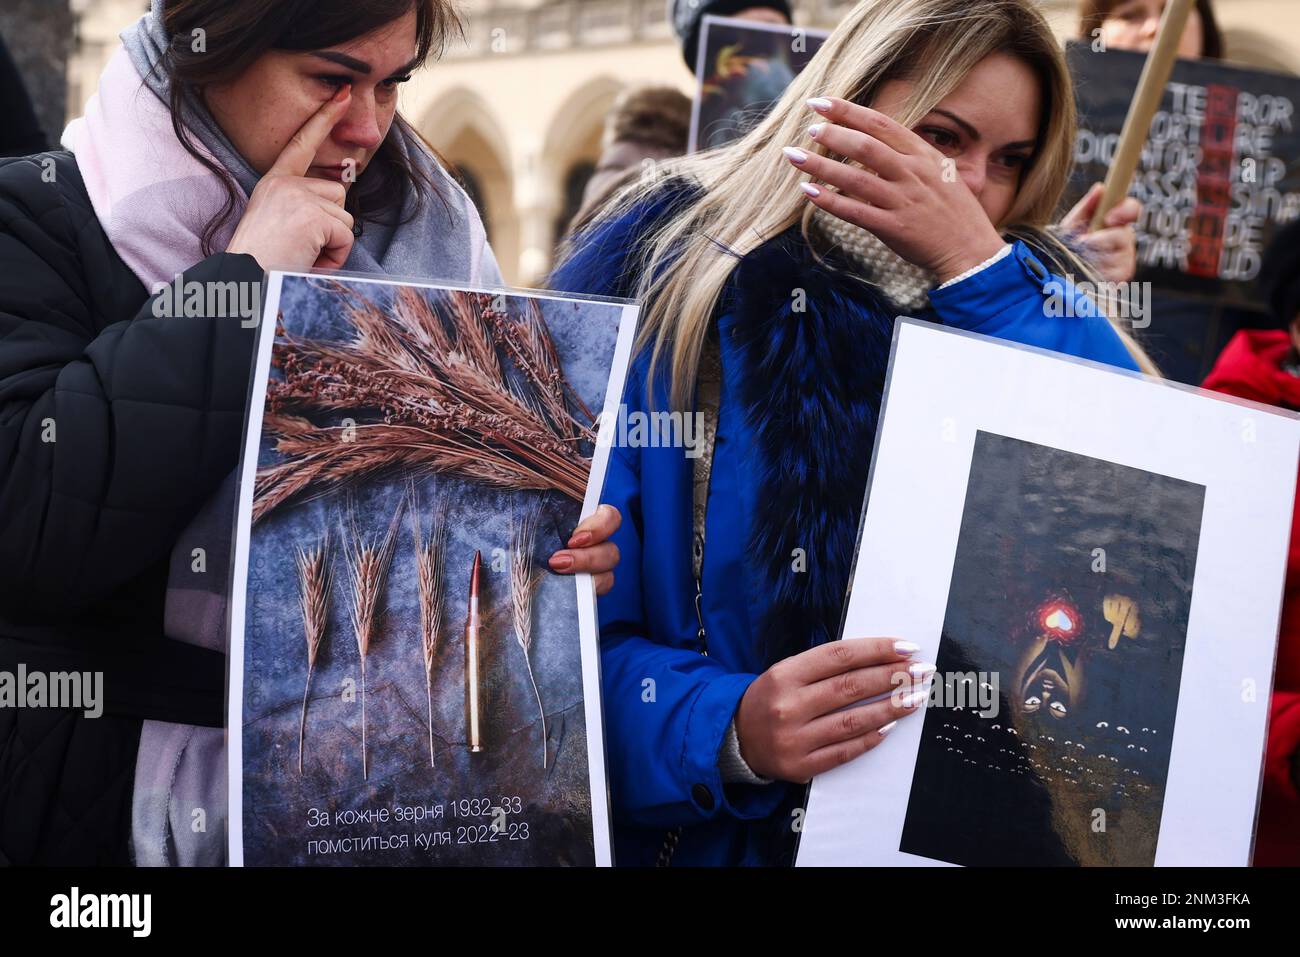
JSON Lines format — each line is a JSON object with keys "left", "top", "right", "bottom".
{"left": 227, "top": 271, "right": 637, "bottom": 865}
{"left": 796, "top": 319, "right": 1300, "bottom": 866}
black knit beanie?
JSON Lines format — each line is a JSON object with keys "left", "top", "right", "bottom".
{"left": 669, "top": 0, "right": 795, "bottom": 75}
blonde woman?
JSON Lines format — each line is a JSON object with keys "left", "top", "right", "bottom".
{"left": 551, "top": 0, "right": 1157, "bottom": 866}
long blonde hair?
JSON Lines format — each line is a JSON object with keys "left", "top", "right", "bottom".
{"left": 577, "top": 0, "right": 1157, "bottom": 410}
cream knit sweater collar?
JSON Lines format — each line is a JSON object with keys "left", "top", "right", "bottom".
{"left": 808, "top": 207, "right": 936, "bottom": 313}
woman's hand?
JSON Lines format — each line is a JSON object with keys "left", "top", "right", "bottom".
{"left": 1059, "top": 182, "right": 1141, "bottom": 285}
{"left": 784, "top": 96, "right": 1007, "bottom": 285}
{"left": 548, "top": 504, "right": 621, "bottom": 596}
{"left": 227, "top": 85, "right": 356, "bottom": 272}
{"left": 735, "top": 637, "right": 934, "bottom": 783}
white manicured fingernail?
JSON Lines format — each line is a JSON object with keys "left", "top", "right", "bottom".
{"left": 878, "top": 720, "right": 898, "bottom": 736}
{"left": 901, "top": 690, "right": 927, "bottom": 709}
{"left": 807, "top": 97, "right": 833, "bottom": 112}
{"left": 799, "top": 182, "right": 821, "bottom": 198}
{"left": 807, "top": 122, "right": 823, "bottom": 138}
{"left": 894, "top": 640, "right": 920, "bottom": 654}
{"left": 782, "top": 146, "right": 808, "bottom": 164}
{"left": 909, "top": 661, "right": 936, "bottom": 678}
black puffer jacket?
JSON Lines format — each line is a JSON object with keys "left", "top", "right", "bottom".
{"left": 0, "top": 151, "right": 262, "bottom": 863}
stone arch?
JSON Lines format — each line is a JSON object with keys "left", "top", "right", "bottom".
{"left": 539, "top": 75, "right": 626, "bottom": 251}
{"left": 415, "top": 88, "right": 518, "bottom": 283}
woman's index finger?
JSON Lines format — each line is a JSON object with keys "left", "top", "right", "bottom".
{"left": 268, "top": 86, "right": 351, "bottom": 178}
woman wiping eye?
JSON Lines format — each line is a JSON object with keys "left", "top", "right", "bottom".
{"left": 0, "top": 0, "right": 622, "bottom": 868}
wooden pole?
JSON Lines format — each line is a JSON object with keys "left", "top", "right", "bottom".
{"left": 1089, "top": 0, "right": 1196, "bottom": 231}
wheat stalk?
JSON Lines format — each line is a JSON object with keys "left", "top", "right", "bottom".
{"left": 253, "top": 283, "right": 596, "bottom": 523}
{"left": 343, "top": 498, "right": 404, "bottom": 780}
{"left": 411, "top": 482, "right": 449, "bottom": 769}
{"left": 511, "top": 508, "right": 546, "bottom": 768}
{"left": 295, "top": 531, "right": 332, "bottom": 775}
{"left": 485, "top": 297, "right": 595, "bottom": 441}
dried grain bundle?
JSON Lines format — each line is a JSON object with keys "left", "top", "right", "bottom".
{"left": 344, "top": 498, "right": 404, "bottom": 780}
{"left": 510, "top": 508, "right": 547, "bottom": 768}
{"left": 296, "top": 531, "right": 332, "bottom": 775}
{"left": 253, "top": 283, "right": 597, "bottom": 521}
{"left": 481, "top": 296, "right": 594, "bottom": 442}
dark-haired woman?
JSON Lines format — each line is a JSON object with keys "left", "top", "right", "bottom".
{"left": 0, "top": 0, "right": 619, "bottom": 865}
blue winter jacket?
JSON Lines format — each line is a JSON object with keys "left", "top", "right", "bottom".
{"left": 549, "top": 182, "right": 1141, "bottom": 866}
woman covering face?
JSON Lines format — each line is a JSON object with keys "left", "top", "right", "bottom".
{"left": 551, "top": 0, "right": 1157, "bottom": 867}
{"left": 0, "top": 0, "right": 620, "bottom": 866}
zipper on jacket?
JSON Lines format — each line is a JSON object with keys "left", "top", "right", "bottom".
{"left": 694, "top": 577, "right": 708, "bottom": 657}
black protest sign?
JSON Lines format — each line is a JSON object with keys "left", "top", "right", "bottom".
{"left": 1065, "top": 41, "right": 1299, "bottom": 308}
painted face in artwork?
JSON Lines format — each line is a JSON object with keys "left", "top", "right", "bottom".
{"left": 1020, "top": 656, "right": 1077, "bottom": 719}
{"left": 1016, "top": 596, "right": 1084, "bottom": 721}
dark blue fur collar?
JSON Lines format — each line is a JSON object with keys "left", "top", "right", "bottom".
{"left": 725, "top": 229, "right": 900, "bottom": 665}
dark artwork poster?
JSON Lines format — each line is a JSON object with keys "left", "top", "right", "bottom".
{"left": 688, "top": 16, "right": 828, "bottom": 152}
{"left": 899, "top": 431, "right": 1205, "bottom": 867}
{"left": 229, "top": 274, "right": 632, "bottom": 866}
{"left": 1064, "top": 42, "right": 1299, "bottom": 383}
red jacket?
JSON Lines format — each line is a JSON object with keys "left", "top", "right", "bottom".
{"left": 1203, "top": 329, "right": 1300, "bottom": 866}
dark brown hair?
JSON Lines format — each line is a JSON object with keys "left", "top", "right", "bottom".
{"left": 158, "top": 0, "right": 462, "bottom": 253}
{"left": 1078, "top": 0, "right": 1224, "bottom": 60}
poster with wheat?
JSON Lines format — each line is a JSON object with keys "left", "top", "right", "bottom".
{"left": 226, "top": 271, "right": 637, "bottom": 866}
